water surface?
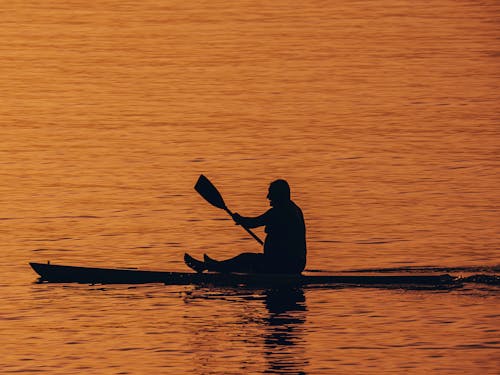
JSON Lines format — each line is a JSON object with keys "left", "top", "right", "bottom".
{"left": 1, "top": 1, "right": 499, "bottom": 373}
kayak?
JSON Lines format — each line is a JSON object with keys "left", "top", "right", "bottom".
{"left": 29, "top": 262, "right": 455, "bottom": 287}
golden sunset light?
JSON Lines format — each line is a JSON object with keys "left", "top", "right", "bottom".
{"left": 1, "top": 1, "right": 499, "bottom": 374}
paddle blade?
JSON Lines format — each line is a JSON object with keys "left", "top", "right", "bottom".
{"left": 194, "top": 175, "right": 227, "bottom": 210}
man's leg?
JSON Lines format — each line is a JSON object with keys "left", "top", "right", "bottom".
{"left": 204, "top": 253, "right": 264, "bottom": 273}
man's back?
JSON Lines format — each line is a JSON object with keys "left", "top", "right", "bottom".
{"left": 264, "top": 200, "right": 306, "bottom": 272}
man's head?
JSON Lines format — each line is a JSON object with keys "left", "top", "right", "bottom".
{"left": 267, "top": 179, "right": 291, "bottom": 207}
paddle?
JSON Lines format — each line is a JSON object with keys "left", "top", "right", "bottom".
{"left": 194, "top": 174, "right": 264, "bottom": 245}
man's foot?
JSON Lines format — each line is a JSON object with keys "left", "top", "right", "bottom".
{"left": 184, "top": 253, "right": 206, "bottom": 273}
{"left": 203, "top": 253, "right": 217, "bottom": 263}
{"left": 203, "top": 254, "right": 221, "bottom": 272}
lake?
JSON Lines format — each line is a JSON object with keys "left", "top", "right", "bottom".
{"left": 1, "top": 1, "right": 499, "bottom": 373}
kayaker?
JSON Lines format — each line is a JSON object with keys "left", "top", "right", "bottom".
{"left": 185, "top": 179, "right": 307, "bottom": 274}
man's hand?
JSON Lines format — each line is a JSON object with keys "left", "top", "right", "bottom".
{"left": 232, "top": 212, "right": 243, "bottom": 225}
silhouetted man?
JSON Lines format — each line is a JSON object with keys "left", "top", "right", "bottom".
{"left": 185, "top": 179, "right": 306, "bottom": 274}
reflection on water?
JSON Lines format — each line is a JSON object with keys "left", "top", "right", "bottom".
{"left": 1, "top": 0, "right": 499, "bottom": 373}
{"left": 183, "top": 287, "right": 309, "bottom": 374}
{"left": 264, "top": 288, "right": 308, "bottom": 374}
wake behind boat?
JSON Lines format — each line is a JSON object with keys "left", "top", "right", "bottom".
{"left": 29, "top": 262, "right": 455, "bottom": 287}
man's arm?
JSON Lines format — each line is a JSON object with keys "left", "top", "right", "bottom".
{"left": 232, "top": 210, "right": 270, "bottom": 229}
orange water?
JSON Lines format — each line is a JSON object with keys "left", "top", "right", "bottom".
{"left": 1, "top": 1, "right": 499, "bottom": 373}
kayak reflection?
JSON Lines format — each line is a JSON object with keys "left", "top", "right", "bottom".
{"left": 183, "top": 287, "right": 309, "bottom": 374}
{"left": 263, "top": 288, "right": 309, "bottom": 374}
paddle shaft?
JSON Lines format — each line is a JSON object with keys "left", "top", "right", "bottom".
{"left": 223, "top": 207, "right": 264, "bottom": 245}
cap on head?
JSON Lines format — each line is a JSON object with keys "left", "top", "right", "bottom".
{"left": 268, "top": 179, "right": 291, "bottom": 202}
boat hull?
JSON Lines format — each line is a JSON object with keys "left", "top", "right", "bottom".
{"left": 29, "top": 262, "right": 455, "bottom": 287}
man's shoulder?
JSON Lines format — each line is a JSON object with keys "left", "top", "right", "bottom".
{"left": 290, "top": 200, "right": 303, "bottom": 212}
{"left": 268, "top": 201, "right": 303, "bottom": 215}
